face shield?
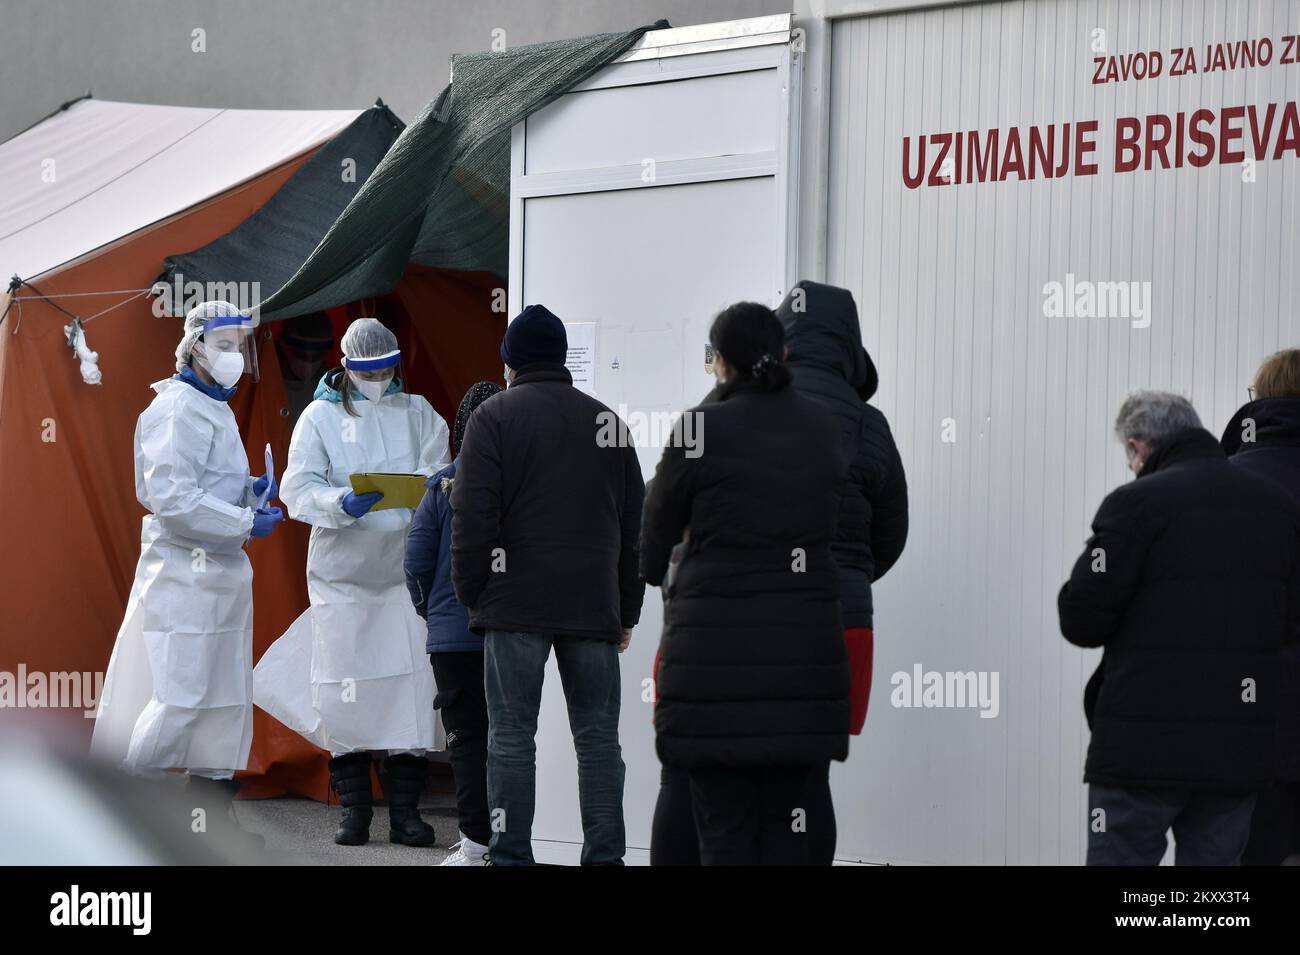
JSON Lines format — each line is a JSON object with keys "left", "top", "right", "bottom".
{"left": 343, "top": 348, "right": 400, "bottom": 403}
{"left": 196, "top": 311, "right": 260, "bottom": 386}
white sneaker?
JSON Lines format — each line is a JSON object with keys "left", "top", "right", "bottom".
{"left": 439, "top": 836, "right": 491, "bottom": 866}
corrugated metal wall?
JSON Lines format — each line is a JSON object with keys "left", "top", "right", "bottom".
{"left": 826, "top": 0, "right": 1300, "bottom": 863}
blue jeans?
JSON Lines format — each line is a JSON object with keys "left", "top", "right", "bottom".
{"left": 1087, "top": 784, "right": 1257, "bottom": 865}
{"left": 484, "top": 630, "right": 626, "bottom": 865}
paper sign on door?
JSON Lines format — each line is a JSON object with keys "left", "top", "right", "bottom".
{"left": 564, "top": 322, "right": 597, "bottom": 395}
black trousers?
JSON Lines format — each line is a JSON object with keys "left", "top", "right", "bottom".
{"left": 689, "top": 764, "right": 820, "bottom": 865}
{"left": 429, "top": 651, "right": 491, "bottom": 847}
{"left": 650, "top": 764, "right": 700, "bottom": 865}
{"left": 1243, "top": 780, "right": 1300, "bottom": 865}
{"left": 1087, "top": 785, "right": 1257, "bottom": 865}
{"left": 651, "top": 763, "right": 837, "bottom": 865}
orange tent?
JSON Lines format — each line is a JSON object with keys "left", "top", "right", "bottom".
{"left": 0, "top": 100, "right": 504, "bottom": 798}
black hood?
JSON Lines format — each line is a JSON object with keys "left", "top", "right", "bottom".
{"left": 776, "top": 280, "right": 878, "bottom": 400}
{"left": 1221, "top": 396, "right": 1300, "bottom": 455}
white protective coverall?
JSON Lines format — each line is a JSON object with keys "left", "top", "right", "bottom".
{"left": 91, "top": 378, "right": 259, "bottom": 776}
{"left": 254, "top": 380, "right": 451, "bottom": 754}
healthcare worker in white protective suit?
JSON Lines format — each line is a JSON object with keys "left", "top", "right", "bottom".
{"left": 256, "top": 317, "right": 451, "bottom": 847}
{"left": 91, "top": 300, "right": 283, "bottom": 834}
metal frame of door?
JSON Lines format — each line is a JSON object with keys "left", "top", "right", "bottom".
{"left": 508, "top": 13, "right": 802, "bottom": 317}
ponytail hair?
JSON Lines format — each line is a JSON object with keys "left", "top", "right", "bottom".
{"left": 709, "top": 301, "right": 791, "bottom": 392}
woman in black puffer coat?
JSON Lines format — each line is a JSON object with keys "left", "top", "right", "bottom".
{"left": 642, "top": 302, "right": 850, "bottom": 865}
{"left": 1222, "top": 349, "right": 1300, "bottom": 866}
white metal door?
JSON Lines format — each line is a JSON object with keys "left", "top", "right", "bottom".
{"left": 507, "top": 14, "right": 800, "bottom": 863}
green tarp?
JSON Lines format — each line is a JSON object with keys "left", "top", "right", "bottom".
{"left": 258, "top": 22, "right": 664, "bottom": 321}
{"left": 157, "top": 103, "right": 405, "bottom": 314}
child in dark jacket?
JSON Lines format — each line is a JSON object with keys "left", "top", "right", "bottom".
{"left": 405, "top": 381, "right": 502, "bottom": 865}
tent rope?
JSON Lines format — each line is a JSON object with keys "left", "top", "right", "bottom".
{"left": 0, "top": 276, "right": 19, "bottom": 332}
{"left": 11, "top": 279, "right": 78, "bottom": 320}
{"left": 14, "top": 287, "right": 153, "bottom": 299}
{"left": 80, "top": 288, "right": 151, "bottom": 323}
{"left": 4, "top": 278, "right": 155, "bottom": 331}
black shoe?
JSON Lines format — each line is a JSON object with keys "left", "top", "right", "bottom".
{"left": 328, "top": 753, "right": 374, "bottom": 846}
{"left": 384, "top": 754, "right": 437, "bottom": 847}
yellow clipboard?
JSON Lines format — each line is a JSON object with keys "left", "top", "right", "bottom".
{"left": 347, "top": 472, "right": 429, "bottom": 510}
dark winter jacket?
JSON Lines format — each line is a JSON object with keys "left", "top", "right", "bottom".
{"left": 1058, "top": 427, "right": 1300, "bottom": 791}
{"left": 776, "top": 280, "right": 908, "bottom": 628}
{"left": 405, "top": 459, "right": 480, "bottom": 654}
{"left": 450, "top": 364, "right": 646, "bottom": 641}
{"left": 1222, "top": 396, "right": 1300, "bottom": 780}
{"left": 1221, "top": 397, "right": 1300, "bottom": 501}
{"left": 642, "top": 376, "right": 851, "bottom": 769}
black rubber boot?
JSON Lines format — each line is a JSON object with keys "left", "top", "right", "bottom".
{"left": 328, "top": 753, "right": 374, "bottom": 846}
{"left": 384, "top": 754, "right": 436, "bottom": 847}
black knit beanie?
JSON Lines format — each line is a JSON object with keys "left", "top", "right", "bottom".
{"left": 500, "top": 304, "right": 568, "bottom": 369}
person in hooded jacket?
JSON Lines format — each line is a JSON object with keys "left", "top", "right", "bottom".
{"left": 643, "top": 301, "right": 850, "bottom": 866}
{"left": 776, "top": 280, "right": 908, "bottom": 863}
{"left": 1222, "top": 349, "right": 1300, "bottom": 865}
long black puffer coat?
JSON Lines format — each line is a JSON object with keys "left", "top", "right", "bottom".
{"left": 776, "top": 281, "right": 908, "bottom": 628}
{"left": 641, "top": 376, "right": 851, "bottom": 769}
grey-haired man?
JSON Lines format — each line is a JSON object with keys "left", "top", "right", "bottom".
{"left": 1059, "top": 391, "right": 1300, "bottom": 865}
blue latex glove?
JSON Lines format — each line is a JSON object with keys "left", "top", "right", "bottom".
{"left": 342, "top": 491, "right": 384, "bottom": 518}
{"left": 251, "top": 472, "right": 277, "bottom": 502}
{"left": 250, "top": 505, "right": 283, "bottom": 539}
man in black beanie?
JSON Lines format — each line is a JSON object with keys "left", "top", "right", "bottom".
{"left": 450, "top": 303, "right": 646, "bottom": 865}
